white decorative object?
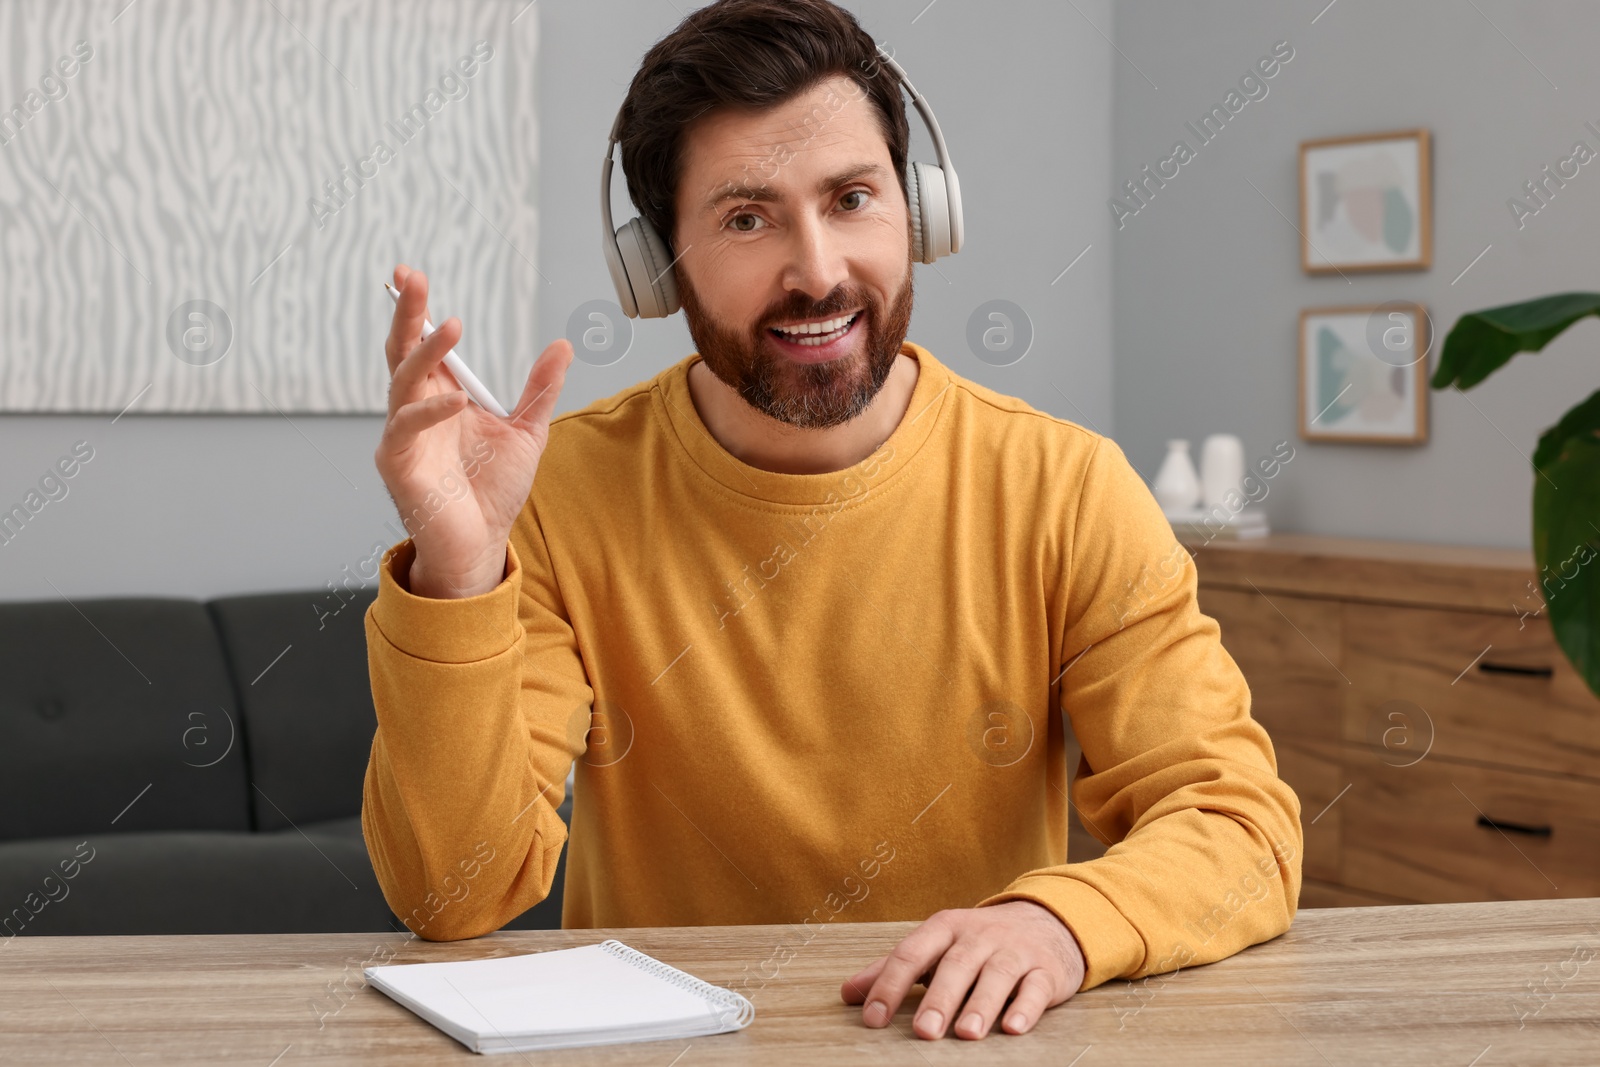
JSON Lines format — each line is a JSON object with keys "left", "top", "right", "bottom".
{"left": 1151, "top": 439, "right": 1202, "bottom": 517}
{"left": 1166, "top": 433, "right": 1273, "bottom": 540}
{"left": 1199, "top": 434, "right": 1245, "bottom": 508}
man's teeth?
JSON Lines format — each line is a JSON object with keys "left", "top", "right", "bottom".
{"left": 772, "top": 313, "right": 858, "bottom": 345}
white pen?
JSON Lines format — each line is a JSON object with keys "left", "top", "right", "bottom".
{"left": 384, "top": 282, "right": 510, "bottom": 418}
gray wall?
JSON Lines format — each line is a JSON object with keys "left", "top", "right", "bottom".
{"left": 0, "top": 0, "right": 1111, "bottom": 600}
{"left": 1111, "top": 0, "right": 1600, "bottom": 549}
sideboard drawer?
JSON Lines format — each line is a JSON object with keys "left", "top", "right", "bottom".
{"left": 1275, "top": 739, "right": 1343, "bottom": 885}
{"left": 1186, "top": 533, "right": 1600, "bottom": 907}
{"left": 1342, "top": 602, "right": 1600, "bottom": 780}
{"left": 1202, "top": 587, "right": 1344, "bottom": 744}
{"left": 1340, "top": 753, "right": 1600, "bottom": 903}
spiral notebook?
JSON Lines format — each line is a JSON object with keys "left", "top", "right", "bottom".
{"left": 364, "top": 940, "right": 755, "bottom": 1054}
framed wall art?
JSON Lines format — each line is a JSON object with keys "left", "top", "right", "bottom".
{"left": 1300, "top": 129, "right": 1431, "bottom": 274}
{"left": 1298, "top": 303, "right": 1430, "bottom": 444}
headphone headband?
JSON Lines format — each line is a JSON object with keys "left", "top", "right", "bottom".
{"left": 601, "top": 46, "right": 963, "bottom": 318}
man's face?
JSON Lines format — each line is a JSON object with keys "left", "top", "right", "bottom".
{"left": 672, "top": 73, "right": 915, "bottom": 430}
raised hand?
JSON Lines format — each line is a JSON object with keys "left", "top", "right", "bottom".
{"left": 374, "top": 263, "right": 574, "bottom": 599}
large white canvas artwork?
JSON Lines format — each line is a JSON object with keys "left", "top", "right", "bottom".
{"left": 0, "top": 0, "right": 538, "bottom": 413}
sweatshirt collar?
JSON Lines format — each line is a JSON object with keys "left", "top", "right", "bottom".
{"left": 654, "top": 341, "right": 951, "bottom": 507}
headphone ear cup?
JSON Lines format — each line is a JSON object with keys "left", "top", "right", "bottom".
{"left": 908, "top": 161, "right": 952, "bottom": 263}
{"left": 906, "top": 164, "right": 925, "bottom": 264}
{"left": 614, "top": 217, "right": 681, "bottom": 318}
{"left": 635, "top": 217, "right": 681, "bottom": 317}
{"left": 604, "top": 220, "right": 639, "bottom": 318}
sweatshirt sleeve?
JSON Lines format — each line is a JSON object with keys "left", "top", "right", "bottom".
{"left": 360, "top": 503, "right": 594, "bottom": 941}
{"left": 975, "top": 435, "right": 1303, "bottom": 992}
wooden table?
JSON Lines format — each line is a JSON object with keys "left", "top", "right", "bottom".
{"left": 4, "top": 898, "right": 1598, "bottom": 1064}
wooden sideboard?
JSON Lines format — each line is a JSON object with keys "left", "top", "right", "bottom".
{"left": 1064, "top": 533, "right": 1600, "bottom": 909}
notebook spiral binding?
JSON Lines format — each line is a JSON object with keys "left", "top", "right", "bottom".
{"left": 599, "top": 940, "right": 756, "bottom": 1029}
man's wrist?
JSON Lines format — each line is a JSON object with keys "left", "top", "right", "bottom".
{"left": 408, "top": 551, "right": 507, "bottom": 600}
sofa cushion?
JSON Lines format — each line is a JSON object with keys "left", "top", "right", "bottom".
{"left": 0, "top": 818, "right": 391, "bottom": 935}
{"left": 208, "top": 588, "right": 378, "bottom": 831}
{"left": 0, "top": 803, "right": 570, "bottom": 936}
{"left": 0, "top": 596, "right": 249, "bottom": 840}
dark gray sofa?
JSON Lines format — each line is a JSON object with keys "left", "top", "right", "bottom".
{"left": 0, "top": 585, "right": 567, "bottom": 936}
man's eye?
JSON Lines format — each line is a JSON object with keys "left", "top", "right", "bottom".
{"left": 728, "top": 213, "right": 764, "bottom": 232}
{"left": 841, "top": 190, "right": 869, "bottom": 210}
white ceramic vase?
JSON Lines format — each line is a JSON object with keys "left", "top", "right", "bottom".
{"left": 1152, "top": 439, "right": 1202, "bottom": 516}
{"left": 1200, "top": 434, "right": 1245, "bottom": 509}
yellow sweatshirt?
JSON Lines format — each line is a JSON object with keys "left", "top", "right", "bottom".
{"left": 361, "top": 341, "right": 1303, "bottom": 993}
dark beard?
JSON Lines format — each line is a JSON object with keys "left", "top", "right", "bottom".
{"left": 677, "top": 252, "right": 915, "bottom": 430}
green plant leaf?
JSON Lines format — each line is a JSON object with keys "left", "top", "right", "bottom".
{"left": 1532, "top": 429, "right": 1600, "bottom": 700}
{"left": 1533, "top": 387, "right": 1600, "bottom": 472}
{"left": 1431, "top": 292, "right": 1600, "bottom": 391}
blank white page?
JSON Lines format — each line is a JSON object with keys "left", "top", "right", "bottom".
{"left": 369, "top": 943, "right": 727, "bottom": 1038}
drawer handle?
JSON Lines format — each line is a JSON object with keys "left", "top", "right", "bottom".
{"left": 1476, "top": 815, "right": 1552, "bottom": 837}
{"left": 1477, "top": 662, "right": 1554, "bottom": 678}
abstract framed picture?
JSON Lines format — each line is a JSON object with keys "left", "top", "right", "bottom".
{"left": 1298, "top": 304, "right": 1430, "bottom": 445}
{"left": 1299, "top": 129, "right": 1431, "bottom": 274}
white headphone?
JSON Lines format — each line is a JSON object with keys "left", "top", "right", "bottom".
{"left": 600, "top": 48, "right": 965, "bottom": 319}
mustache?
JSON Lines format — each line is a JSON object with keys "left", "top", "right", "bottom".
{"left": 760, "top": 290, "right": 870, "bottom": 328}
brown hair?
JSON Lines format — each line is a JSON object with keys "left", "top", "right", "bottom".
{"left": 617, "top": 0, "right": 910, "bottom": 255}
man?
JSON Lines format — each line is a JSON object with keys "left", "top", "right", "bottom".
{"left": 365, "top": 0, "right": 1302, "bottom": 1043}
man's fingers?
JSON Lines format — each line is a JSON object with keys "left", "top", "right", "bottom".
{"left": 914, "top": 940, "right": 996, "bottom": 1039}
{"left": 859, "top": 914, "right": 957, "bottom": 1029}
{"left": 841, "top": 957, "right": 930, "bottom": 1005}
{"left": 507, "top": 338, "right": 575, "bottom": 432}
{"left": 946, "top": 952, "right": 1036, "bottom": 1040}
{"left": 382, "top": 392, "right": 468, "bottom": 453}
{"left": 840, "top": 956, "right": 888, "bottom": 1005}
{"left": 384, "top": 267, "right": 434, "bottom": 376}
{"left": 388, "top": 317, "right": 462, "bottom": 418}
{"left": 999, "top": 968, "right": 1059, "bottom": 1035}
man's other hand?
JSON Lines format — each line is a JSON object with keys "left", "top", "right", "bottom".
{"left": 840, "top": 901, "right": 1086, "bottom": 1039}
